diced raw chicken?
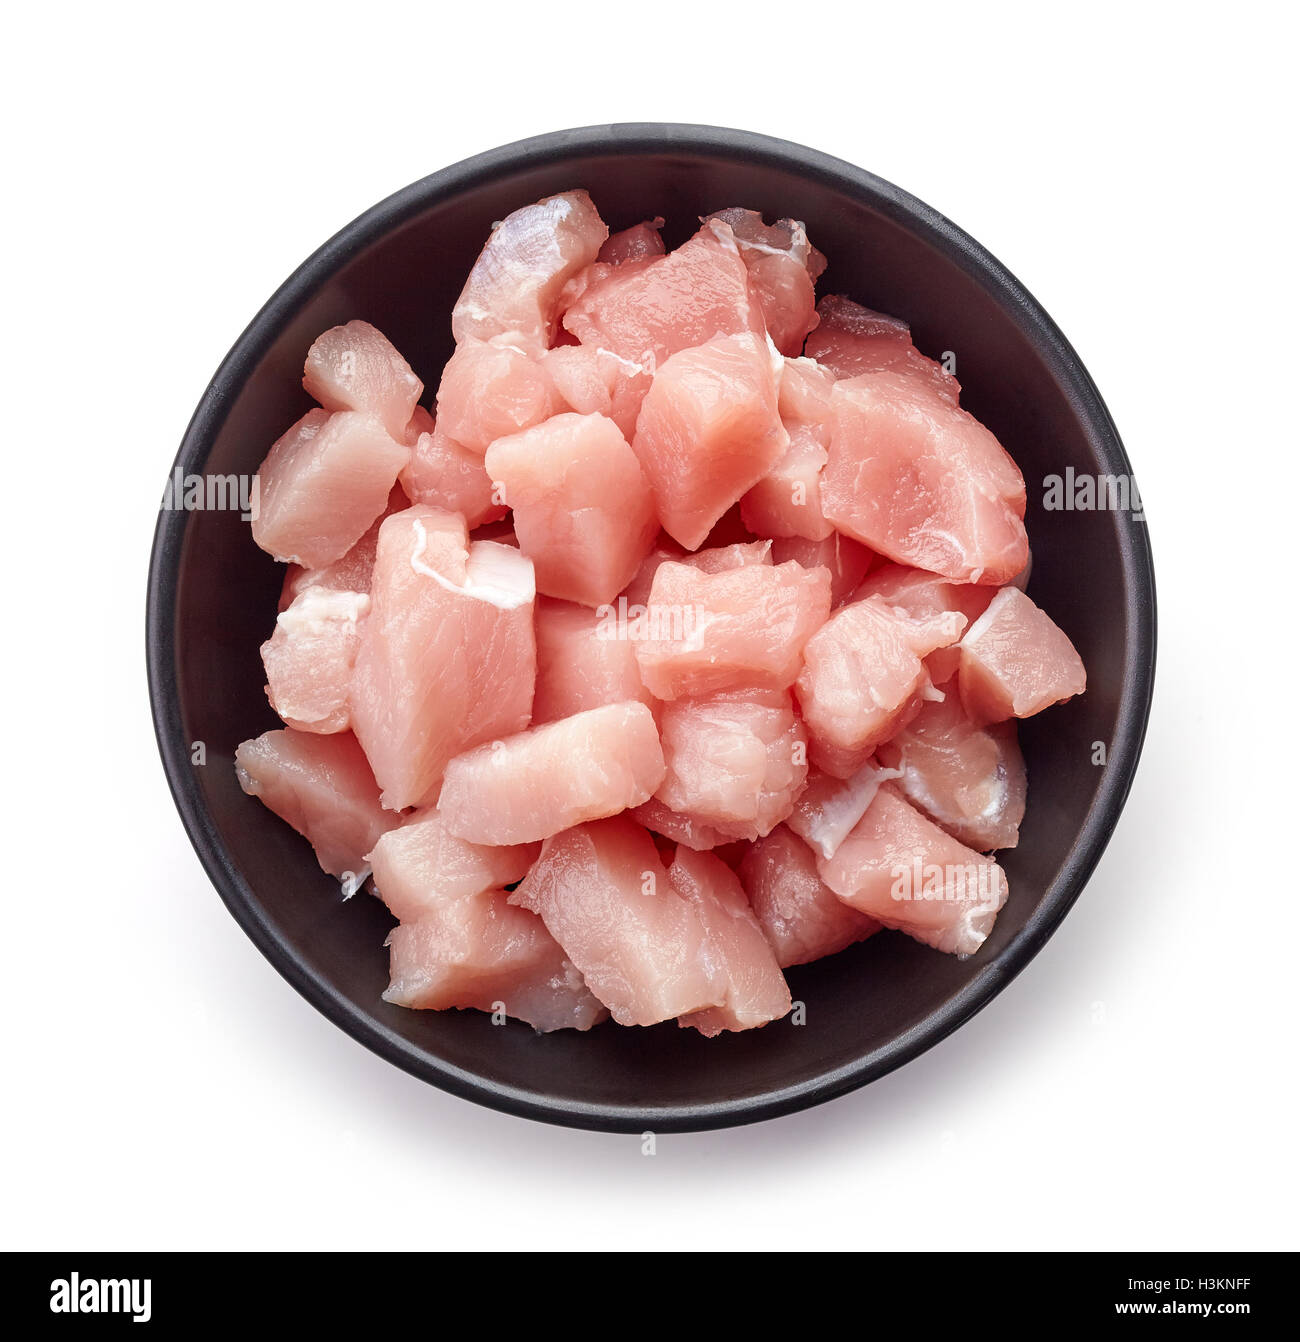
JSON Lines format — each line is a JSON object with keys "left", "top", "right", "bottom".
{"left": 598, "top": 218, "right": 665, "bottom": 264}
{"left": 403, "top": 404, "right": 436, "bottom": 445}
{"left": 509, "top": 816, "right": 723, "bottom": 1027}
{"left": 739, "top": 357, "right": 837, "bottom": 540}
{"left": 740, "top": 826, "right": 882, "bottom": 967}
{"left": 279, "top": 484, "right": 407, "bottom": 610}
{"left": 399, "top": 421, "right": 506, "bottom": 528}
{"left": 349, "top": 507, "right": 535, "bottom": 811}
{"left": 563, "top": 218, "right": 764, "bottom": 370}
{"left": 438, "top": 701, "right": 665, "bottom": 846}
{"left": 805, "top": 295, "right": 959, "bottom": 402}
{"left": 877, "top": 692, "right": 1026, "bottom": 850}
{"left": 367, "top": 808, "right": 537, "bottom": 923}
{"left": 670, "top": 847, "right": 791, "bottom": 1036}
{"left": 619, "top": 538, "right": 687, "bottom": 609}
{"left": 795, "top": 595, "right": 966, "bottom": 778}
{"left": 628, "top": 796, "right": 732, "bottom": 851}
{"left": 302, "top": 320, "right": 424, "bottom": 442}
{"left": 822, "top": 370, "right": 1028, "bottom": 584}
{"left": 631, "top": 332, "right": 788, "bottom": 549}
{"left": 740, "top": 427, "right": 831, "bottom": 541}
{"left": 452, "top": 189, "right": 608, "bottom": 350}
{"left": 779, "top": 355, "right": 836, "bottom": 422}
{"left": 251, "top": 409, "right": 410, "bottom": 568}
{"left": 635, "top": 558, "right": 831, "bottom": 700}
{"left": 384, "top": 895, "right": 607, "bottom": 1031}
{"left": 532, "top": 597, "right": 654, "bottom": 724}
{"left": 654, "top": 687, "right": 807, "bottom": 842}
{"left": 853, "top": 562, "right": 997, "bottom": 683}
{"left": 771, "top": 533, "right": 876, "bottom": 606}
{"left": 537, "top": 342, "right": 645, "bottom": 441}
{"left": 706, "top": 208, "right": 826, "bottom": 356}
{"left": 262, "top": 587, "right": 369, "bottom": 733}
{"left": 433, "top": 337, "right": 559, "bottom": 456}
{"left": 234, "top": 728, "right": 397, "bottom": 880}
{"left": 957, "top": 586, "right": 1087, "bottom": 723}
{"left": 680, "top": 539, "right": 771, "bottom": 573}
{"left": 818, "top": 784, "right": 1008, "bottom": 956}
{"left": 786, "top": 758, "right": 902, "bottom": 860}
{"left": 484, "top": 412, "right": 658, "bottom": 607}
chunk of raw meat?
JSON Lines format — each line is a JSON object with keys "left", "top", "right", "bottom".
{"left": 563, "top": 218, "right": 764, "bottom": 370}
{"left": 706, "top": 208, "right": 826, "bottom": 356}
{"left": 452, "top": 190, "right": 608, "bottom": 350}
{"left": 818, "top": 785, "right": 1009, "bottom": 956}
{"left": 367, "top": 808, "right": 538, "bottom": 923}
{"left": 805, "top": 295, "right": 959, "bottom": 401}
{"left": 262, "top": 587, "right": 369, "bottom": 733}
{"left": 251, "top": 409, "right": 410, "bottom": 568}
{"left": 619, "top": 539, "right": 687, "bottom": 609}
{"left": 403, "top": 404, "right": 435, "bottom": 445}
{"left": 779, "top": 355, "right": 836, "bottom": 422}
{"left": 433, "top": 337, "right": 560, "bottom": 456}
{"left": 437, "top": 701, "right": 665, "bottom": 846}
{"left": 670, "top": 847, "right": 791, "bottom": 1036}
{"left": 740, "top": 426, "right": 831, "bottom": 541}
{"left": 509, "top": 816, "right": 723, "bottom": 1026}
{"left": 770, "top": 533, "right": 876, "bottom": 606}
{"left": 877, "top": 692, "right": 1026, "bottom": 850}
{"left": 349, "top": 507, "right": 536, "bottom": 811}
{"left": 598, "top": 218, "right": 665, "bottom": 264}
{"left": 235, "top": 728, "right": 397, "bottom": 880}
{"left": 279, "top": 484, "right": 407, "bottom": 610}
{"left": 822, "top": 370, "right": 1028, "bottom": 584}
{"left": 795, "top": 595, "right": 966, "bottom": 777}
{"left": 853, "top": 562, "right": 997, "bottom": 683}
{"left": 532, "top": 597, "right": 653, "bottom": 724}
{"left": 957, "top": 586, "right": 1087, "bottom": 722}
{"left": 631, "top": 332, "right": 788, "bottom": 549}
{"left": 635, "top": 558, "right": 830, "bottom": 700}
{"left": 484, "top": 412, "right": 658, "bottom": 607}
{"left": 628, "top": 796, "right": 732, "bottom": 851}
{"left": 384, "top": 896, "right": 607, "bottom": 1031}
{"left": 740, "top": 826, "right": 881, "bottom": 967}
{"left": 654, "top": 687, "right": 807, "bottom": 842}
{"left": 786, "top": 758, "right": 902, "bottom": 860}
{"left": 302, "top": 320, "right": 424, "bottom": 441}
{"left": 399, "top": 421, "right": 506, "bottom": 528}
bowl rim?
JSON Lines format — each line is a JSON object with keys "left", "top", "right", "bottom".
{"left": 146, "top": 122, "right": 1157, "bottom": 1133}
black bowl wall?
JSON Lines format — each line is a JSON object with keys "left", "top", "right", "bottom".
{"left": 148, "top": 124, "right": 1155, "bottom": 1132}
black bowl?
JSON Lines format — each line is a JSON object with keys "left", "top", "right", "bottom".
{"left": 147, "top": 124, "right": 1156, "bottom": 1132}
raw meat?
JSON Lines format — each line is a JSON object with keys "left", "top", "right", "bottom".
{"left": 877, "top": 692, "right": 1026, "bottom": 850}
{"left": 740, "top": 826, "right": 882, "bottom": 967}
{"left": 437, "top": 701, "right": 665, "bottom": 845}
{"left": 303, "top": 319, "right": 424, "bottom": 442}
{"left": 819, "top": 785, "right": 1009, "bottom": 956}
{"left": 958, "top": 586, "right": 1087, "bottom": 722}
{"left": 669, "top": 846, "right": 791, "bottom": 1036}
{"left": 251, "top": 409, "right": 410, "bottom": 568}
{"left": 822, "top": 369, "right": 1027, "bottom": 583}
{"left": 631, "top": 332, "right": 788, "bottom": 549}
{"left": 235, "top": 728, "right": 397, "bottom": 880}
{"left": 349, "top": 507, "right": 535, "bottom": 811}
{"left": 635, "top": 558, "right": 830, "bottom": 699}
{"left": 484, "top": 412, "right": 658, "bottom": 607}
{"left": 452, "top": 189, "right": 608, "bottom": 350}
{"left": 367, "top": 809, "right": 537, "bottom": 923}
{"left": 510, "top": 816, "right": 723, "bottom": 1026}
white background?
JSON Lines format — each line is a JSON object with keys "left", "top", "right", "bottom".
{"left": 4, "top": 2, "right": 1296, "bottom": 1252}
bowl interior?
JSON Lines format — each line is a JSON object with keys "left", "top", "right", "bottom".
{"left": 151, "top": 127, "right": 1153, "bottom": 1130}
